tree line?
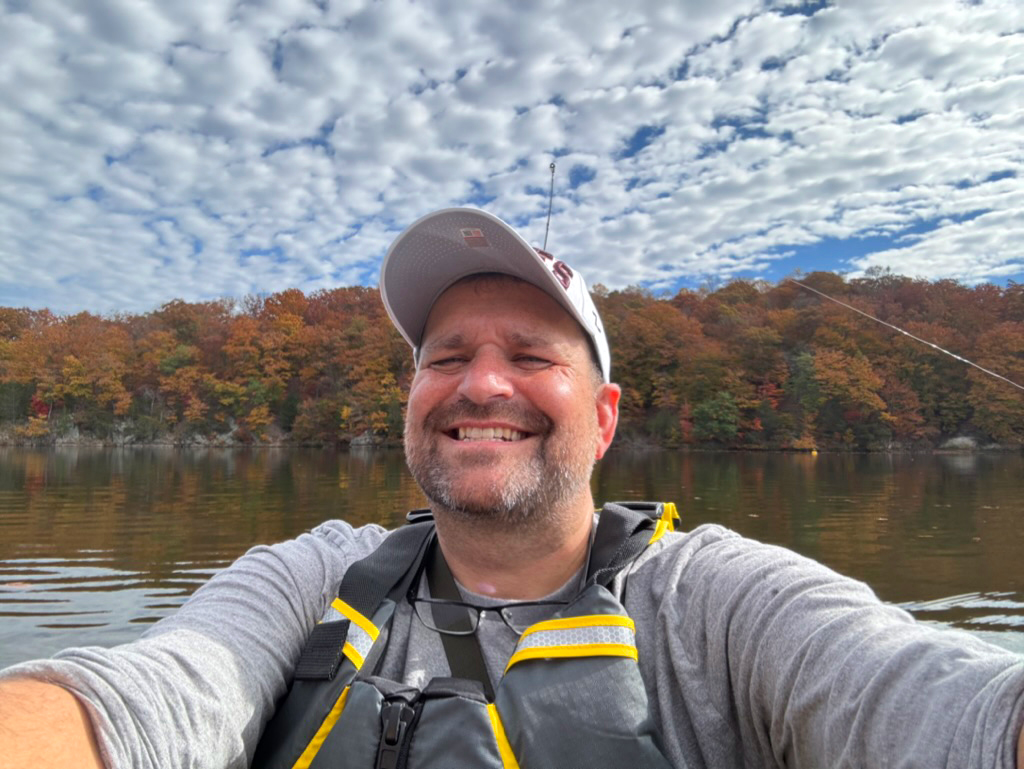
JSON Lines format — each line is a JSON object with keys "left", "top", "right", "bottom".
{"left": 1, "top": 271, "right": 1022, "bottom": 450}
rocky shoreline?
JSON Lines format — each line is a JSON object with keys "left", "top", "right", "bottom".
{"left": 0, "top": 422, "right": 1016, "bottom": 453}
{"left": 0, "top": 421, "right": 392, "bottom": 449}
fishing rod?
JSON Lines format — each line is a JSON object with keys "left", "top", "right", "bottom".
{"left": 543, "top": 162, "right": 555, "bottom": 251}
{"left": 786, "top": 277, "right": 1024, "bottom": 393}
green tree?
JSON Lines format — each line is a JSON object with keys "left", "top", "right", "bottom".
{"left": 693, "top": 392, "right": 740, "bottom": 443}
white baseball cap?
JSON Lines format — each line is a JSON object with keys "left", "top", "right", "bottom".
{"left": 380, "top": 207, "right": 611, "bottom": 382}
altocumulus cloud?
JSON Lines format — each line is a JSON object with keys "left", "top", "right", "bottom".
{"left": 0, "top": 0, "right": 1022, "bottom": 313}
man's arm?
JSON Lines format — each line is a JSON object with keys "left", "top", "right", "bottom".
{"left": 635, "top": 525, "right": 1024, "bottom": 769}
{"left": 0, "top": 679, "right": 104, "bottom": 769}
{"left": 0, "top": 520, "right": 389, "bottom": 769}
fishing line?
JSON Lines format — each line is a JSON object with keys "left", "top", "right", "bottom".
{"left": 543, "top": 162, "right": 555, "bottom": 251}
{"left": 786, "top": 278, "right": 1024, "bottom": 393}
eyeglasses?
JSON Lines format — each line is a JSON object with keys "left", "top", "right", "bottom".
{"left": 408, "top": 594, "right": 569, "bottom": 636}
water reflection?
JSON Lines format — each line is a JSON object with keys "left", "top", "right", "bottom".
{"left": 1, "top": 447, "right": 1022, "bottom": 666}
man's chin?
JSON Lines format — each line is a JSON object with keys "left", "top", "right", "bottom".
{"left": 422, "top": 473, "right": 543, "bottom": 523}
{"left": 434, "top": 480, "right": 521, "bottom": 514}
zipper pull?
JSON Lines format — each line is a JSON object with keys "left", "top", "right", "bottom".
{"left": 376, "top": 699, "right": 416, "bottom": 769}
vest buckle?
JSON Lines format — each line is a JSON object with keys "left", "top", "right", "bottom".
{"left": 376, "top": 699, "right": 417, "bottom": 769}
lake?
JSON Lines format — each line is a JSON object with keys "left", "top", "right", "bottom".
{"left": 1, "top": 446, "right": 1022, "bottom": 668}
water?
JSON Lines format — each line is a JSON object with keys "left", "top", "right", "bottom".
{"left": 1, "top": 447, "right": 1022, "bottom": 667}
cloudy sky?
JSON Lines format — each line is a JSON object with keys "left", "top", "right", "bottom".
{"left": 1, "top": 0, "right": 1022, "bottom": 314}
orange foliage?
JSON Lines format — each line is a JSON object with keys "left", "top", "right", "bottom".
{"left": 0, "top": 275, "right": 1021, "bottom": 448}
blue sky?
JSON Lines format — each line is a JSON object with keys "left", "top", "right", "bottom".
{"left": 1, "top": 0, "right": 1023, "bottom": 314}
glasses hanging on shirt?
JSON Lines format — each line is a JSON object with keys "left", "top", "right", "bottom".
{"left": 408, "top": 594, "right": 569, "bottom": 636}
{"left": 405, "top": 543, "right": 569, "bottom": 636}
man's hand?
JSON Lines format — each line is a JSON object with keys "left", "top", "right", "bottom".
{"left": 0, "top": 678, "right": 105, "bottom": 768}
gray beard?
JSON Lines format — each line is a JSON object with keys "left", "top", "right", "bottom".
{"left": 409, "top": 437, "right": 590, "bottom": 528}
{"left": 404, "top": 399, "right": 596, "bottom": 528}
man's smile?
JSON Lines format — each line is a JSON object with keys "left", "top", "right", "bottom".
{"left": 452, "top": 426, "right": 529, "bottom": 441}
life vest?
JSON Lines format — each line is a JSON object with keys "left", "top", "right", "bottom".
{"left": 252, "top": 501, "right": 681, "bottom": 769}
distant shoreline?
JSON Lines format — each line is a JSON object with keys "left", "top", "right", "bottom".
{"left": 1, "top": 427, "right": 1017, "bottom": 454}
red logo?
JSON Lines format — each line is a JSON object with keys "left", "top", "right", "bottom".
{"left": 552, "top": 260, "right": 573, "bottom": 290}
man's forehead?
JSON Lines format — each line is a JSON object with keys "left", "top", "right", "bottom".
{"left": 421, "top": 329, "right": 558, "bottom": 353}
{"left": 415, "top": 274, "right": 603, "bottom": 378}
{"left": 424, "top": 277, "right": 580, "bottom": 336}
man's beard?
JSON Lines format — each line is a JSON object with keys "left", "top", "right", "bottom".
{"left": 404, "top": 398, "right": 597, "bottom": 527}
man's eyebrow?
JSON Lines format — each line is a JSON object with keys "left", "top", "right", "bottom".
{"left": 421, "top": 333, "right": 466, "bottom": 354}
{"left": 421, "top": 331, "right": 554, "bottom": 353}
{"left": 506, "top": 332, "right": 552, "bottom": 348}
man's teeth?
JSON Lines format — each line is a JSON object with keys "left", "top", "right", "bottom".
{"left": 457, "top": 427, "right": 526, "bottom": 441}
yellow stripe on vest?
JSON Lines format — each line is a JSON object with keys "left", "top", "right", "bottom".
{"left": 506, "top": 642, "right": 639, "bottom": 671}
{"left": 291, "top": 686, "right": 350, "bottom": 769}
{"left": 487, "top": 703, "right": 521, "bottom": 769}
{"left": 518, "top": 614, "right": 635, "bottom": 640}
{"left": 330, "top": 598, "right": 379, "bottom": 670}
{"left": 341, "top": 641, "right": 364, "bottom": 669}
{"left": 331, "top": 598, "right": 380, "bottom": 641}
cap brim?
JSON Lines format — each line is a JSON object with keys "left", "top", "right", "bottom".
{"left": 381, "top": 208, "right": 581, "bottom": 348}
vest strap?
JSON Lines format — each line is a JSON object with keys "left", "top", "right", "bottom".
{"left": 336, "top": 522, "right": 433, "bottom": 617}
{"left": 425, "top": 539, "right": 496, "bottom": 700}
{"left": 293, "top": 620, "right": 351, "bottom": 681}
{"left": 586, "top": 502, "right": 658, "bottom": 586}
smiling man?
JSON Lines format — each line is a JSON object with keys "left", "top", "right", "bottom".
{"left": 404, "top": 277, "right": 609, "bottom": 528}
{"left": 401, "top": 276, "right": 617, "bottom": 600}
{"left": 1, "top": 208, "right": 1023, "bottom": 769}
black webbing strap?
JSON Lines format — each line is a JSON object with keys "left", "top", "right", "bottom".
{"left": 336, "top": 522, "right": 434, "bottom": 617}
{"left": 293, "top": 619, "right": 350, "bottom": 680}
{"left": 586, "top": 502, "right": 658, "bottom": 587}
{"left": 425, "top": 540, "right": 496, "bottom": 701}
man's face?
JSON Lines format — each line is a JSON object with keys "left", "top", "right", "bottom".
{"left": 403, "top": 277, "right": 619, "bottom": 526}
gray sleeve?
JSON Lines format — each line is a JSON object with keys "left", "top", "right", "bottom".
{"left": 629, "top": 524, "right": 1024, "bottom": 769}
{"left": 0, "top": 519, "right": 389, "bottom": 769}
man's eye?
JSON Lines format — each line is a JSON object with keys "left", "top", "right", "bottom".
{"left": 514, "top": 355, "right": 551, "bottom": 368}
{"left": 429, "top": 357, "right": 466, "bottom": 370}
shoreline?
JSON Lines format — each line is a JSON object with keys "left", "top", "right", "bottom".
{"left": 0, "top": 435, "right": 1017, "bottom": 454}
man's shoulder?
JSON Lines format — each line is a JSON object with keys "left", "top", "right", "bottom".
{"left": 238, "top": 519, "right": 393, "bottom": 580}
{"left": 637, "top": 522, "right": 839, "bottom": 576}
{"left": 308, "top": 518, "right": 391, "bottom": 551}
{"left": 621, "top": 522, "right": 870, "bottom": 615}
{"left": 634, "top": 522, "right": 746, "bottom": 570}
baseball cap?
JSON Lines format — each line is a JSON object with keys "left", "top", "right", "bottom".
{"left": 380, "top": 207, "right": 611, "bottom": 382}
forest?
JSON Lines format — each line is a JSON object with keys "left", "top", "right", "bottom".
{"left": 1, "top": 271, "right": 1022, "bottom": 450}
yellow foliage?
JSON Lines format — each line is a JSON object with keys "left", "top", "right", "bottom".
{"left": 15, "top": 416, "right": 50, "bottom": 439}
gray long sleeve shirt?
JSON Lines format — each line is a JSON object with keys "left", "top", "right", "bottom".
{"left": 3, "top": 519, "right": 1023, "bottom": 768}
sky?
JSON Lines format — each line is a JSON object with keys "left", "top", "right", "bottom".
{"left": 1, "top": 0, "right": 1023, "bottom": 315}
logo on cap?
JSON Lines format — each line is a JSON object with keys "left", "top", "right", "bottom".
{"left": 533, "top": 247, "right": 574, "bottom": 290}
{"left": 460, "top": 228, "right": 489, "bottom": 248}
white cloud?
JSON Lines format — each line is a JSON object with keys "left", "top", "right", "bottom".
{"left": 0, "top": 0, "right": 1022, "bottom": 314}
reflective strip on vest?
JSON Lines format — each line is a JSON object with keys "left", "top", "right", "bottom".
{"left": 291, "top": 686, "right": 350, "bottom": 769}
{"left": 505, "top": 614, "right": 637, "bottom": 672}
{"left": 324, "top": 598, "right": 379, "bottom": 669}
{"left": 486, "top": 704, "right": 521, "bottom": 769}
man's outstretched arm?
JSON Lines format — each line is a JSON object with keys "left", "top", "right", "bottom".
{"left": 0, "top": 679, "right": 105, "bottom": 769}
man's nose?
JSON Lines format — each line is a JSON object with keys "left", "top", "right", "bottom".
{"left": 456, "top": 353, "right": 515, "bottom": 403}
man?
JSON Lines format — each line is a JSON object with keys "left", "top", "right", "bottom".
{"left": 1, "top": 208, "right": 1022, "bottom": 768}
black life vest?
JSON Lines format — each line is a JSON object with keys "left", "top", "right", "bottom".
{"left": 252, "top": 501, "right": 680, "bottom": 769}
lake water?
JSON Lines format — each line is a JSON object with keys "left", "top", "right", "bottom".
{"left": 1, "top": 446, "right": 1023, "bottom": 668}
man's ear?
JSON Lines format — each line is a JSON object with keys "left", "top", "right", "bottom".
{"left": 594, "top": 383, "right": 621, "bottom": 459}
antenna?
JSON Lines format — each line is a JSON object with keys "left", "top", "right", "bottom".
{"left": 543, "top": 162, "right": 556, "bottom": 251}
